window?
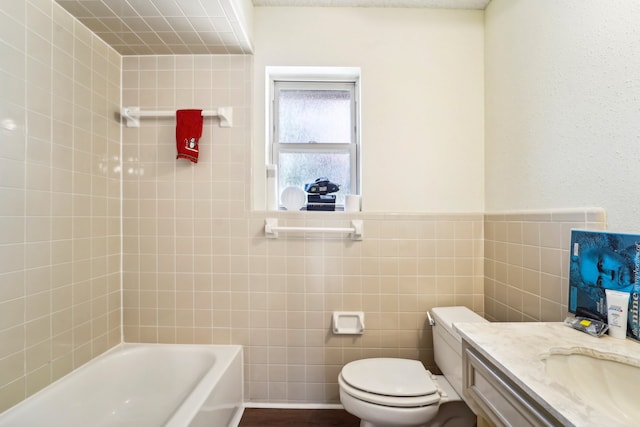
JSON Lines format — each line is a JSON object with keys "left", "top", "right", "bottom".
{"left": 269, "top": 69, "right": 360, "bottom": 208}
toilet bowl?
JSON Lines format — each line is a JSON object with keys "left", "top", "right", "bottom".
{"left": 338, "top": 306, "right": 487, "bottom": 427}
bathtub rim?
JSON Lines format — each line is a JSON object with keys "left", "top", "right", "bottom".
{"left": 0, "top": 342, "right": 244, "bottom": 427}
{"left": 160, "top": 343, "right": 244, "bottom": 427}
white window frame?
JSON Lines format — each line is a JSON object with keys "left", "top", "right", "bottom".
{"left": 267, "top": 67, "right": 361, "bottom": 209}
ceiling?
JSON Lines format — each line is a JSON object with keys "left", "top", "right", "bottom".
{"left": 253, "top": 0, "right": 490, "bottom": 6}
{"left": 55, "top": 0, "right": 491, "bottom": 56}
{"left": 55, "top": 0, "right": 253, "bottom": 55}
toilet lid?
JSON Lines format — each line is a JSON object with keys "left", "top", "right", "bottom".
{"left": 341, "top": 358, "right": 438, "bottom": 397}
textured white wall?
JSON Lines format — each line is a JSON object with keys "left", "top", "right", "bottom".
{"left": 485, "top": 0, "right": 640, "bottom": 231}
{"left": 252, "top": 7, "right": 485, "bottom": 212}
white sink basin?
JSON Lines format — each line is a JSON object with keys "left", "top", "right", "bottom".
{"left": 542, "top": 347, "right": 640, "bottom": 425}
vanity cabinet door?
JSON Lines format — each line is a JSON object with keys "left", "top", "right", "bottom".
{"left": 462, "top": 341, "right": 562, "bottom": 427}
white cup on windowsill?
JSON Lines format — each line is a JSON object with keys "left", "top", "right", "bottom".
{"left": 344, "top": 195, "right": 361, "bottom": 212}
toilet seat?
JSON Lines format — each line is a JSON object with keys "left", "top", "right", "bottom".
{"left": 339, "top": 358, "right": 442, "bottom": 408}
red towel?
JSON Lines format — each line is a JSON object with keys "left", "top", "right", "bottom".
{"left": 176, "top": 109, "right": 203, "bottom": 163}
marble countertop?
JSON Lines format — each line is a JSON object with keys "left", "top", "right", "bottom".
{"left": 454, "top": 322, "right": 640, "bottom": 427}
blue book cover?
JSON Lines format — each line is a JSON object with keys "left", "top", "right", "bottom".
{"left": 569, "top": 229, "right": 640, "bottom": 341}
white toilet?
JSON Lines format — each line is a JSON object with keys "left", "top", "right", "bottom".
{"left": 338, "top": 306, "right": 488, "bottom": 427}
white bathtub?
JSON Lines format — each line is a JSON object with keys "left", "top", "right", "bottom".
{"left": 0, "top": 343, "right": 244, "bottom": 427}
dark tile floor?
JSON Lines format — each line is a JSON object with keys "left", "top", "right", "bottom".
{"left": 238, "top": 408, "right": 360, "bottom": 426}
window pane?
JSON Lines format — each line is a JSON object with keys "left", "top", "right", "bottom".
{"left": 278, "top": 89, "right": 352, "bottom": 144}
{"left": 278, "top": 151, "right": 351, "bottom": 205}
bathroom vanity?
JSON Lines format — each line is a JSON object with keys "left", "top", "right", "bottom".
{"left": 455, "top": 322, "right": 640, "bottom": 427}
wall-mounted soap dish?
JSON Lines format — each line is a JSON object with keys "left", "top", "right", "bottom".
{"left": 333, "top": 311, "right": 365, "bottom": 335}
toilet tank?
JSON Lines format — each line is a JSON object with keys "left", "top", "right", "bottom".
{"left": 430, "top": 306, "right": 488, "bottom": 396}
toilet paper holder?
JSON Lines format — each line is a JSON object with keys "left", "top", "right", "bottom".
{"left": 333, "top": 311, "right": 365, "bottom": 335}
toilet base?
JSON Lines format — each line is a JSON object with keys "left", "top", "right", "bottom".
{"left": 355, "top": 401, "right": 475, "bottom": 427}
{"left": 427, "top": 401, "right": 476, "bottom": 427}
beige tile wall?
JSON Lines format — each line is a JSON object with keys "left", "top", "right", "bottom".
{"left": 1, "top": 2, "right": 610, "bottom": 411}
{"left": 120, "top": 55, "right": 485, "bottom": 403}
{"left": 484, "top": 209, "right": 607, "bottom": 322}
{"left": 246, "top": 212, "right": 485, "bottom": 402}
{"left": 0, "top": 0, "right": 122, "bottom": 411}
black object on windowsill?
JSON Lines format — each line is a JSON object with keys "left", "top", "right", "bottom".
{"left": 304, "top": 177, "right": 340, "bottom": 211}
{"left": 304, "top": 177, "right": 340, "bottom": 195}
{"left": 306, "top": 194, "right": 336, "bottom": 211}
